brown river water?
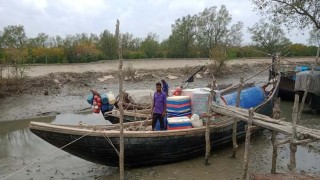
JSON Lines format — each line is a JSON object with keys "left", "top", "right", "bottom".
{"left": 1, "top": 73, "right": 320, "bottom": 180}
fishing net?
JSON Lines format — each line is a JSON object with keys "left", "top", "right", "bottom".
{"left": 123, "top": 90, "right": 154, "bottom": 106}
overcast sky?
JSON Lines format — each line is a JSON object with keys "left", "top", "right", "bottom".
{"left": 0, "top": 0, "right": 311, "bottom": 44}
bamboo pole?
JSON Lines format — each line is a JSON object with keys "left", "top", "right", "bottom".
{"left": 288, "top": 94, "right": 299, "bottom": 172}
{"left": 242, "top": 108, "right": 254, "bottom": 180}
{"left": 231, "top": 76, "right": 243, "bottom": 158}
{"left": 115, "top": 19, "right": 125, "bottom": 180}
{"left": 204, "top": 77, "right": 216, "bottom": 165}
{"left": 271, "top": 98, "right": 281, "bottom": 174}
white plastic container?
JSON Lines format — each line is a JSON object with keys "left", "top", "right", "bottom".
{"left": 190, "top": 114, "right": 203, "bottom": 128}
{"left": 107, "top": 92, "right": 116, "bottom": 105}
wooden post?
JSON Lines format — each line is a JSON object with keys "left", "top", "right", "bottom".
{"left": 271, "top": 98, "right": 281, "bottom": 174}
{"left": 270, "top": 55, "right": 276, "bottom": 80}
{"left": 231, "top": 76, "right": 243, "bottom": 158}
{"left": 204, "top": 76, "right": 216, "bottom": 165}
{"left": 116, "top": 20, "right": 125, "bottom": 180}
{"left": 288, "top": 94, "right": 299, "bottom": 172}
{"left": 242, "top": 108, "right": 254, "bottom": 180}
{"left": 316, "top": 44, "right": 319, "bottom": 64}
{"left": 275, "top": 54, "right": 280, "bottom": 74}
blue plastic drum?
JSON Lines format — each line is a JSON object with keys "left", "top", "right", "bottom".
{"left": 222, "top": 86, "right": 265, "bottom": 109}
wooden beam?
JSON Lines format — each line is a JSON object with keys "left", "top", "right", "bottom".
{"left": 275, "top": 139, "right": 290, "bottom": 146}
{"left": 210, "top": 104, "right": 320, "bottom": 140}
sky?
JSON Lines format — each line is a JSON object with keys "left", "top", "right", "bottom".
{"left": 0, "top": 0, "right": 311, "bottom": 44}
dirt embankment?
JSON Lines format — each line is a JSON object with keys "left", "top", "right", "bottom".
{"left": 3, "top": 57, "right": 315, "bottom": 78}
{"left": 0, "top": 57, "right": 315, "bottom": 121}
{"left": 0, "top": 57, "right": 315, "bottom": 98}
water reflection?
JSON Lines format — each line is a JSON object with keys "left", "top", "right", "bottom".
{"left": 0, "top": 113, "right": 113, "bottom": 180}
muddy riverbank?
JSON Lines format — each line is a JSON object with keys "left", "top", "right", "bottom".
{"left": 1, "top": 58, "right": 319, "bottom": 179}
{"left": 0, "top": 58, "right": 276, "bottom": 120}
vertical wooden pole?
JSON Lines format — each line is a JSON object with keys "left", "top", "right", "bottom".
{"left": 316, "top": 44, "right": 319, "bottom": 64}
{"left": 269, "top": 55, "right": 276, "bottom": 80}
{"left": 275, "top": 54, "right": 280, "bottom": 75}
{"left": 288, "top": 94, "right": 299, "bottom": 172}
{"left": 204, "top": 76, "right": 216, "bottom": 165}
{"left": 242, "top": 108, "right": 254, "bottom": 180}
{"left": 116, "top": 19, "right": 125, "bottom": 180}
{"left": 271, "top": 98, "right": 281, "bottom": 174}
{"left": 231, "top": 76, "right": 243, "bottom": 158}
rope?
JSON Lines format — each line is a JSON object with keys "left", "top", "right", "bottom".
{"left": 221, "top": 60, "right": 277, "bottom": 94}
{"left": 100, "top": 131, "right": 120, "bottom": 157}
{"left": 79, "top": 123, "right": 120, "bottom": 157}
{"left": 2, "top": 131, "right": 92, "bottom": 180}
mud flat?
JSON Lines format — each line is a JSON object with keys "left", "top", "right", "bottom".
{"left": 1, "top": 57, "right": 319, "bottom": 179}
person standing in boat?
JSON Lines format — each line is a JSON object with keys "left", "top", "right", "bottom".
{"left": 152, "top": 82, "right": 167, "bottom": 131}
{"left": 161, "top": 79, "right": 169, "bottom": 96}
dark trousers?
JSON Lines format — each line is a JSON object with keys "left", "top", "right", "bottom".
{"left": 152, "top": 113, "right": 165, "bottom": 130}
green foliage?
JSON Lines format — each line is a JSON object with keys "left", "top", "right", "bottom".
{"left": 196, "top": 5, "right": 243, "bottom": 56}
{"left": 248, "top": 20, "right": 291, "bottom": 55}
{"left": 140, "top": 33, "right": 159, "bottom": 58}
{"left": 123, "top": 51, "right": 146, "bottom": 59}
{"left": 0, "top": 7, "right": 318, "bottom": 66}
{"left": 168, "top": 15, "right": 196, "bottom": 58}
{"left": 99, "top": 30, "right": 117, "bottom": 60}
{"left": 289, "top": 44, "right": 317, "bottom": 57}
{"left": 251, "top": 0, "right": 320, "bottom": 30}
{"left": 1, "top": 25, "right": 27, "bottom": 49}
{"left": 308, "top": 28, "right": 320, "bottom": 46}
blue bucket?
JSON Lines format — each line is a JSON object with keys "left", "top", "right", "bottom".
{"left": 87, "top": 94, "right": 93, "bottom": 105}
{"left": 100, "top": 93, "right": 109, "bottom": 105}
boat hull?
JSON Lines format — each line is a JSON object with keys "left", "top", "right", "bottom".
{"left": 270, "top": 70, "right": 320, "bottom": 111}
{"left": 31, "top": 121, "right": 247, "bottom": 167}
{"left": 30, "top": 97, "right": 273, "bottom": 168}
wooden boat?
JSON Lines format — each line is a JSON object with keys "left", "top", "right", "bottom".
{"left": 269, "top": 65, "right": 320, "bottom": 111}
{"left": 104, "top": 109, "right": 150, "bottom": 124}
{"left": 29, "top": 76, "right": 280, "bottom": 168}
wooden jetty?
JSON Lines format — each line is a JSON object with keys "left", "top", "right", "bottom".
{"left": 210, "top": 96, "right": 320, "bottom": 179}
